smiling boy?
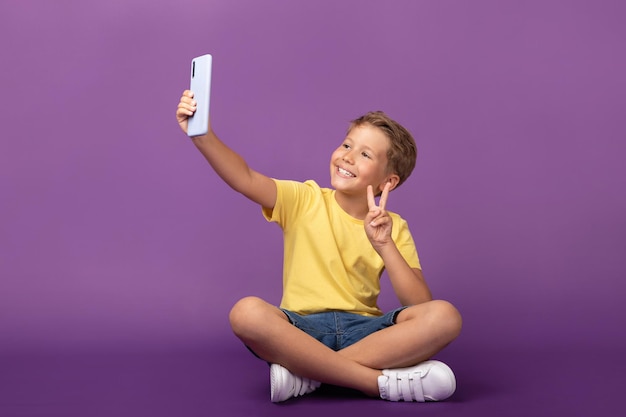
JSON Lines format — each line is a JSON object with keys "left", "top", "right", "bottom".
{"left": 176, "top": 90, "right": 462, "bottom": 403}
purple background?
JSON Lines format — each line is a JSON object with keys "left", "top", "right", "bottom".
{"left": 1, "top": 0, "right": 625, "bottom": 416}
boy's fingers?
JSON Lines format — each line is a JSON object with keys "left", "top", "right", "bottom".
{"left": 379, "top": 182, "right": 391, "bottom": 211}
{"left": 177, "top": 98, "right": 197, "bottom": 114}
{"left": 367, "top": 185, "right": 373, "bottom": 208}
{"left": 180, "top": 95, "right": 196, "bottom": 106}
{"left": 179, "top": 102, "right": 195, "bottom": 112}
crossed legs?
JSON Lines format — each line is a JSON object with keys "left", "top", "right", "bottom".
{"left": 229, "top": 296, "right": 462, "bottom": 397}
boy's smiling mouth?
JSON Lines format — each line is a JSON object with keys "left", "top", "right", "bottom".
{"left": 337, "top": 167, "right": 356, "bottom": 178}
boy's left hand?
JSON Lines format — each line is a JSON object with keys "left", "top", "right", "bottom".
{"left": 365, "top": 183, "right": 393, "bottom": 250}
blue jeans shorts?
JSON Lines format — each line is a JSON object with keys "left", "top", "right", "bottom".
{"left": 280, "top": 306, "right": 408, "bottom": 351}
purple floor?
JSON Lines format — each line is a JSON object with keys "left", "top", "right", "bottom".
{"left": 1, "top": 341, "right": 622, "bottom": 417}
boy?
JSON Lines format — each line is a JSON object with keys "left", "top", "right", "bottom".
{"left": 176, "top": 90, "right": 462, "bottom": 403}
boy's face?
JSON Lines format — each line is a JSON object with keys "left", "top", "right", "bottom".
{"left": 330, "top": 124, "right": 395, "bottom": 197}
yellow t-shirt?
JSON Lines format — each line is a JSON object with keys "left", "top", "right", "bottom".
{"left": 262, "top": 179, "right": 421, "bottom": 317}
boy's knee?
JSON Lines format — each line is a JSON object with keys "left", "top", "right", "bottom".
{"left": 430, "top": 300, "right": 462, "bottom": 339}
{"left": 229, "top": 296, "right": 272, "bottom": 338}
{"left": 403, "top": 300, "right": 462, "bottom": 339}
{"left": 229, "top": 296, "right": 261, "bottom": 325}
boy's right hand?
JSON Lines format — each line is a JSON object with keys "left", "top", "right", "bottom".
{"left": 176, "top": 90, "right": 200, "bottom": 135}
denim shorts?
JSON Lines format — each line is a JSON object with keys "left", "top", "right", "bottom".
{"left": 280, "top": 306, "right": 408, "bottom": 351}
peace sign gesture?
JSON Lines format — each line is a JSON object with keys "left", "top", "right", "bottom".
{"left": 364, "top": 182, "right": 393, "bottom": 250}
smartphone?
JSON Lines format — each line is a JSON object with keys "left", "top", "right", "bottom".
{"left": 187, "top": 54, "right": 212, "bottom": 137}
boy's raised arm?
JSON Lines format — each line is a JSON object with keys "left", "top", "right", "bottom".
{"left": 365, "top": 184, "right": 432, "bottom": 305}
{"left": 176, "top": 90, "right": 277, "bottom": 209}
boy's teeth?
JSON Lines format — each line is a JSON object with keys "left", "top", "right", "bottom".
{"left": 339, "top": 167, "right": 354, "bottom": 177}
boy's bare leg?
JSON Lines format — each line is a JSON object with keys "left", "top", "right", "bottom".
{"left": 338, "top": 300, "right": 462, "bottom": 369}
{"left": 229, "top": 297, "right": 462, "bottom": 397}
{"left": 229, "top": 296, "right": 382, "bottom": 396}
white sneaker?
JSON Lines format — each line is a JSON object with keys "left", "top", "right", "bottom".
{"left": 270, "top": 363, "right": 321, "bottom": 402}
{"left": 378, "top": 360, "right": 456, "bottom": 402}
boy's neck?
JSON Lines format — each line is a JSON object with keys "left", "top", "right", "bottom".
{"left": 333, "top": 190, "right": 369, "bottom": 220}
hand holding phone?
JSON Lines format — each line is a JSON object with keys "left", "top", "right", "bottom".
{"left": 187, "top": 54, "right": 212, "bottom": 137}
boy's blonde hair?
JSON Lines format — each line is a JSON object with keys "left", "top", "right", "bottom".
{"left": 348, "top": 111, "right": 417, "bottom": 188}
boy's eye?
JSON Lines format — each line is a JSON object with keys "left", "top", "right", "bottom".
{"left": 342, "top": 143, "right": 350, "bottom": 149}
{"left": 361, "top": 152, "right": 371, "bottom": 159}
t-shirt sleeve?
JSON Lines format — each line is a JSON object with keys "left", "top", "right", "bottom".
{"left": 262, "top": 179, "right": 319, "bottom": 229}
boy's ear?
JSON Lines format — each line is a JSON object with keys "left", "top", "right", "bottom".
{"left": 379, "top": 174, "right": 400, "bottom": 194}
